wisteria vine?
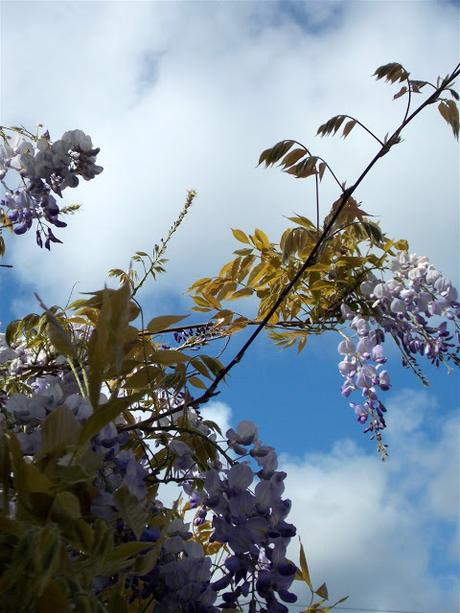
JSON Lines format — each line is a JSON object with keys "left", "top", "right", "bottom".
{"left": 0, "top": 126, "right": 102, "bottom": 247}
{"left": 338, "top": 252, "right": 459, "bottom": 456}
{"left": 0, "top": 59, "right": 458, "bottom": 612}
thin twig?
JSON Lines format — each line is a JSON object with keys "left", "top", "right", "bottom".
{"left": 158, "top": 61, "right": 460, "bottom": 420}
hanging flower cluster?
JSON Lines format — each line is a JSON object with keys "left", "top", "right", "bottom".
{"left": 338, "top": 252, "right": 459, "bottom": 455}
{"left": 0, "top": 128, "right": 102, "bottom": 246}
{"left": 184, "top": 420, "right": 298, "bottom": 612}
{"left": 0, "top": 328, "right": 298, "bottom": 612}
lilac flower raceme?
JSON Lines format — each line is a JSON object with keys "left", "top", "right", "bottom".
{"left": 338, "top": 253, "right": 460, "bottom": 456}
{"left": 182, "top": 421, "right": 297, "bottom": 613}
{"left": 0, "top": 127, "right": 102, "bottom": 247}
{"left": 0, "top": 322, "right": 299, "bottom": 612}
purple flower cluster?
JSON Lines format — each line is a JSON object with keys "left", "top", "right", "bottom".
{"left": 135, "top": 518, "right": 218, "bottom": 612}
{"left": 0, "top": 329, "right": 299, "bottom": 612}
{"left": 186, "top": 421, "right": 297, "bottom": 612}
{"left": 338, "top": 253, "right": 460, "bottom": 451}
{"left": 173, "top": 324, "right": 221, "bottom": 351}
{"left": 0, "top": 128, "right": 102, "bottom": 246}
{"left": 337, "top": 322, "right": 389, "bottom": 442}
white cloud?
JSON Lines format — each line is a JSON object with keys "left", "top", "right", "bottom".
{"left": 157, "top": 390, "right": 460, "bottom": 612}
{"left": 281, "top": 389, "right": 459, "bottom": 612}
{"left": 1, "top": 0, "right": 458, "bottom": 314}
{"left": 200, "top": 400, "right": 233, "bottom": 437}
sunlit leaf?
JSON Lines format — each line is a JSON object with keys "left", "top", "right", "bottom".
{"left": 229, "top": 287, "right": 254, "bottom": 300}
{"left": 253, "top": 228, "right": 270, "bottom": 250}
{"left": 315, "top": 582, "right": 329, "bottom": 600}
{"left": 35, "top": 295, "right": 75, "bottom": 358}
{"left": 279, "top": 148, "right": 306, "bottom": 168}
{"left": 37, "top": 405, "right": 81, "bottom": 459}
{"left": 299, "top": 541, "right": 313, "bottom": 589}
{"left": 200, "top": 355, "right": 224, "bottom": 377}
{"left": 231, "top": 228, "right": 250, "bottom": 244}
{"left": 113, "top": 485, "right": 147, "bottom": 539}
{"left": 150, "top": 349, "right": 189, "bottom": 365}
{"left": 189, "top": 375, "right": 207, "bottom": 389}
{"left": 147, "top": 314, "right": 188, "bottom": 334}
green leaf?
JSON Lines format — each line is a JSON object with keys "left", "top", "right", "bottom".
{"left": 228, "top": 287, "right": 254, "bottom": 300}
{"left": 123, "top": 366, "right": 162, "bottom": 389}
{"left": 107, "top": 591, "right": 129, "bottom": 613}
{"left": 200, "top": 355, "right": 224, "bottom": 377}
{"left": 189, "top": 375, "right": 207, "bottom": 389}
{"left": 330, "top": 595, "right": 349, "bottom": 609}
{"left": 150, "top": 349, "right": 189, "bottom": 365}
{"left": 299, "top": 541, "right": 313, "bottom": 589}
{"left": 315, "top": 582, "right": 329, "bottom": 600}
{"left": 310, "top": 280, "right": 334, "bottom": 291}
{"left": 253, "top": 228, "right": 270, "bottom": 250}
{"left": 36, "top": 580, "right": 72, "bottom": 613}
{"left": 0, "top": 433, "right": 11, "bottom": 512}
{"left": 37, "top": 405, "right": 81, "bottom": 459}
{"left": 231, "top": 228, "right": 250, "bottom": 244}
{"left": 0, "top": 516, "right": 24, "bottom": 537}
{"left": 287, "top": 214, "right": 317, "bottom": 230}
{"left": 35, "top": 294, "right": 76, "bottom": 357}
{"left": 147, "top": 314, "right": 189, "bottom": 334}
{"left": 394, "top": 239, "right": 409, "bottom": 251}
{"left": 279, "top": 148, "right": 306, "bottom": 168}
{"left": 87, "top": 283, "right": 132, "bottom": 408}
{"left": 5, "top": 319, "right": 23, "bottom": 347}
{"left": 55, "top": 447, "right": 101, "bottom": 484}
{"left": 113, "top": 486, "right": 147, "bottom": 539}
{"left": 51, "top": 491, "right": 81, "bottom": 520}
{"left": 306, "top": 263, "right": 330, "bottom": 272}
{"left": 107, "top": 541, "right": 152, "bottom": 561}
{"left": 191, "top": 357, "right": 212, "bottom": 379}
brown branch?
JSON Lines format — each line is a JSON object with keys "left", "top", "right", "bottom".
{"left": 155, "top": 61, "right": 460, "bottom": 421}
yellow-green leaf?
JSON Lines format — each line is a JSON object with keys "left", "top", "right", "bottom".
{"left": 200, "top": 355, "right": 224, "bottom": 376}
{"left": 279, "top": 148, "right": 306, "bottom": 168}
{"left": 147, "top": 314, "right": 188, "bottom": 334}
{"left": 315, "top": 582, "right": 329, "bottom": 600}
{"left": 253, "top": 228, "right": 270, "bottom": 250}
{"left": 191, "top": 357, "right": 211, "bottom": 379}
{"left": 307, "top": 263, "right": 330, "bottom": 272}
{"left": 231, "top": 228, "right": 250, "bottom": 244}
{"left": 189, "top": 376, "right": 207, "bottom": 389}
{"left": 228, "top": 287, "right": 254, "bottom": 300}
{"left": 150, "top": 349, "right": 189, "bottom": 365}
{"left": 299, "top": 542, "right": 313, "bottom": 589}
{"left": 394, "top": 239, "right": 409, "bottom": 251}
{"left": 123, "top": 366, "right": 162, "bottom": 389}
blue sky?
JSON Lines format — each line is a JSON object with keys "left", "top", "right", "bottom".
{"left": 1, "top": 1, "right": 459, "bottom": 611}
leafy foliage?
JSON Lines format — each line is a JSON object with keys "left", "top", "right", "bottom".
{"left": 0, "top": 59, "right": 459, "bottom": 611}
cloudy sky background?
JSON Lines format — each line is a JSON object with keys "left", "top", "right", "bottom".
{"left": 1, "top": 1, "right": 459, "bottom": 611}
